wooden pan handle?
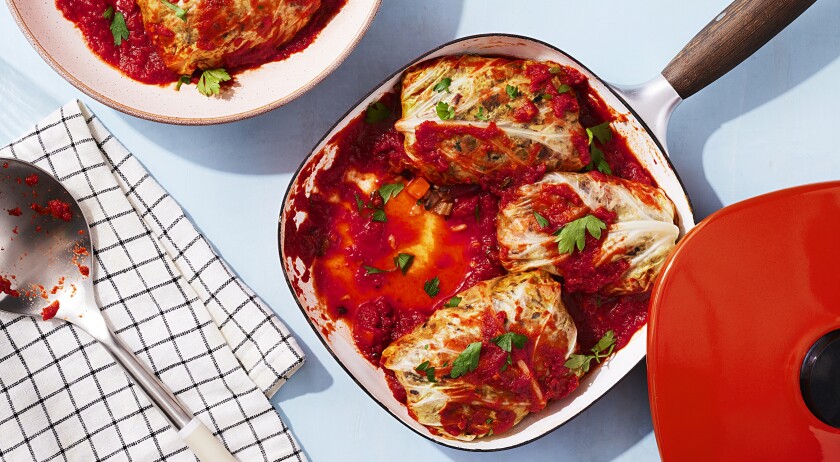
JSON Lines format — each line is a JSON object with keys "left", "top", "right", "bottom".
{"left": 662, "top": 0, "right": 815, "bottom": 99}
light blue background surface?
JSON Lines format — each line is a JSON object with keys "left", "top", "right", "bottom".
{"left": 3, "top": 1, "right": 840, "bottom": 460}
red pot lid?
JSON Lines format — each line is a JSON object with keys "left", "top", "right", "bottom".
{"left": 648, "top": 182, "right": 840, "bottom": 461}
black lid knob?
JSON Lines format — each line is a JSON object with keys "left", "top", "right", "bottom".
{"left": 800, "top": 329, "right": 840, "bottom": 428}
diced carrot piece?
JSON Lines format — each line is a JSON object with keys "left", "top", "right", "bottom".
{"left": 406, "top": 177, "right": 430, "bottom": 199}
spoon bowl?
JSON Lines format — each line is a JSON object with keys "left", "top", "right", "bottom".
{"left": 0, "top": 159, "right": 95, "bottom": 321}
{"left": 0, "top": 157, "right": 236, "bottom": 462}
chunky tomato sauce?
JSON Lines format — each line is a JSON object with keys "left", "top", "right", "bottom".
{"left": 55, "top": 0, "right": 346, "bottom": 85}
{"left": 284, "top": 60, "right": 656, "bottom": 433}
{"left": 0, "top": 275, "right": 20, "bottom": 298}
{"left": 41, "top": 301, "right": 61, "bottom": 321}
{"left": 56, "top": 0, "right": 177, "bottom": 84}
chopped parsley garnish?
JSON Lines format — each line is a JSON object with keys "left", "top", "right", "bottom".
{"left": 434, "top": 77, "right": 452, "bottom": 93}
{"left": 492, "top": 332, "right": 528, "bottom": 352}
{"left": 444, "top": 296, "right": 461, "bottom": 308}
{"left": 197, "top": 68, "right": 231, "bottom": 97}
{"left": 564, "top": 330, "right": 616, "bottom": 375}
{"left": 415, "top": 361, "right": 437, "bottom": 382}
{"left": 587, "top": 146, "right": 612, "bottom": 175}
{"left": 436, "top": 101, "right": 455, "bottom": 120}
{"left": 506, "top": 84, "right": 520, "bottom": 99}
{"left": 475, "top": 106, "right": 490, "bottom": 121}
{"left": 103, "top": 6, "right": 114, "bottom": 18}
{"left": 587, "top": 122, "right": 613, "bottom": 144}
{"left": 363, "top": 265, "right": 390, "bottom": 274}
{"left": 365, "top": 101, "right": 390, "bottom": 123}
{"left": 549, "top": 66, "right": 562, "bottom": 74}
{"left": 371, "top": 209, "right": 387, "bottom": 222}
{"left": 175, "top": 75, "right": 191, "bottom": 91}
{"left": 450, "top": 342, "right": 482, "bottom": 379}
{"left": 554, "top": 214, "right": 606, "bottom": 254}
{"left": 585, "top": 122, "right": 613, "bottom": 174}
{"left": 354, "top": 193, "right": 365, "bottom": 214}
{"left": 492, "top": 332, "right": 528, "bottom": 372}
{"left": 485, "top": 418, "right": 494, "bottom": 425}
{"left": 161, "top": 0, "right": 187, "bottom": 21}
{"left": 393, "top": 253, "right": 414, "bottom": 275}
{"left": 378, "top": 183, "right": 404, "bottom": 204}
{"left": 108, "top": 10, "right": 129, "bottom": 46}
{"left": 555, "top": 83, "right": 571, "bottom": 94}
{"left": 533, "top": 211, "right": 549, "bottom": 229}
{"left": 423, "top": 276, "right": 440, "bottom": 298}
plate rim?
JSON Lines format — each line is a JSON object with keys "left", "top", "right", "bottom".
{"left": 6, "top": 0, "right": 382, "bottom": 125}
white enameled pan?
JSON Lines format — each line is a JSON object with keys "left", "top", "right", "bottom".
{"left": 279, "top": 0, "right": 814, "bottom": 450}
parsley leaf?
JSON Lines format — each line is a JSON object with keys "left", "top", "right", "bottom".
{"left": 109, "top": 11, "right": 130, "bottom": 46}
{"left": 365, "top": 101, "right": 390, "bottom": 123}
{"left": 475, "top": 106, "right": 490, "bottom": 121}
{"left": 564, "top": 330, "right": 617, "bottom": 375}
{"left": 393, "top": 253, "right": 414, "bottom": 275}
{"left": 354, "top": 193, "right": 365, "bottom": 214}
{"left": 103, "top": 6, "right": 114, "bottom": 19}
{"left": 434, "top": 77, "right": 452, "bottom": 93}
{"left": 534, "top": 211, "right": 549, "bottom": 229}
{"left": 175, "top": 75, "right": 191, "bottom": 91}
{"left": 161, "top": 0, "right": 187, "bottom": 21}
{"left": 372, "top": 209, "right": 387, "bottom": 222}
{"left": 363, "top": 265, "right": 390, "bottom": 274}
{"left": 450, "top": 342, "right": 482, "bottom": 379}
{"left": 423, "top": 276, "right": 440, "bottom": 298}
{"left": 587, "top": 122, "right": 612, "bottom": 144}
{"left": 593, "top": 330, "right": 616, "bottom": 354}
{"left": 549, "top": 66, "right": 562, "bottom": 74}
{"left": 196, "top": 68, "right": 231, "bottom": 97}
{"left": 554, "top": 215, "right": 607, "bottom": 254}
{"left": 492, "top": 332, "right": 528, "bottom": 372}
{"left": 492, "top": 332, "right": 528, "bottom": 352}
{"left": 556, "top": 83, "right": 571, "bottom": 94}
{"left": 415, "top": 361, "right": 437, "bottom": 382}
{"left": 378, "top": 183, "right": 404, "bottom": 204}
{"left": 436, "top": 101, "right": 455, "bottom": 120}
{"left": 506, "top": 84, "right": 520, "bottom": 99}
{"left": 586, "top": 145, "right": 612, "bottom": 175}
{"left": 444, "top": 296, "right": 461, "bottom": 308}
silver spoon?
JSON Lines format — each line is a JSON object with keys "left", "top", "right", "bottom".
{"left": 0, "top": 158, "right": 236, "bottom": 462}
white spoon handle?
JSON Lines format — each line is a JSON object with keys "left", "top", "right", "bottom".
{"left": 180, "top": 417, "right": 238, "bottom": 462}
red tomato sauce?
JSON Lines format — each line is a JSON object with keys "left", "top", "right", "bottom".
{"left": 30, "top": 199, "right": 73, "bottom": 222}
{"left": 55, "top": 0, "right": 346, "bottom": 85}
{"left": 41, "top": 300, "right": 60, "bottom": 321}
{"left": 1, "top": 275, "right": 20, "bottom": 298}
{"left": 55, "top": 0, "right": 177, "bottom": 84}
{"left": 284, "top": 62, "right": 660, "bottom": 425}
{"left": 229, "top": 0, "right": 347, "bottom": 70}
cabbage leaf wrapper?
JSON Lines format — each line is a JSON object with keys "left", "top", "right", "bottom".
{"left": 394, "top": 55, "right": 590, "bottom": 187}
{"left": 382, "top": 271, "right": 577, "bottom": 441}
{"left": 498, "top": 172, "right": 679, "bottom": 295}
{"left": 137, "top": 0, "right": 321, "bottom": 74}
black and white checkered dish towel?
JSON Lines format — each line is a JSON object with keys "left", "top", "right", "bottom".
{"left": 0, "top": 101, "right": 306, "bottom": 461}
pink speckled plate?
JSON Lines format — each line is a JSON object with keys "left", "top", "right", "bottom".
{"left": 7, "top": 0, "right": 380, "bottom": 125}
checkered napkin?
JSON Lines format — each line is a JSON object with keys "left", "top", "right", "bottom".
{"left": 0, "top": 101, "right": 306, "bottom": 461}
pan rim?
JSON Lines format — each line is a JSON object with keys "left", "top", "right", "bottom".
{"left": 277, "top": 32, "right": 694, "bottom": 451}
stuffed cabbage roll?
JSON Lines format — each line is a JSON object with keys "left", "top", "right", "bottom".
{"left": 382, "top": 271, "right": 578, "bottom": 441}
{"left": 497, "top": 172, "right": 679, "bottom": 295}
{"left": 137, "top": 0, "right": 321, "bottom": 75}
{"left": 394, "top": 56, "right": 590, "bottom": 188}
